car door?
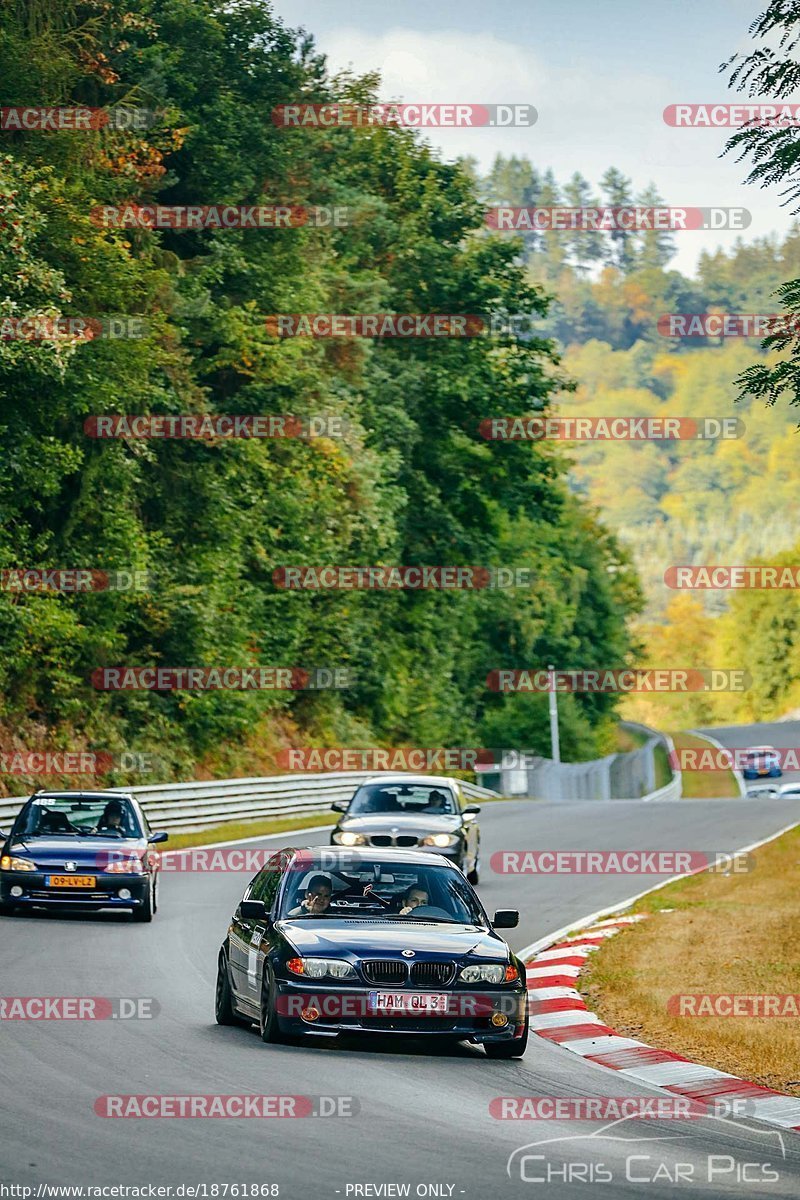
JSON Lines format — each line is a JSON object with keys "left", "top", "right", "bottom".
{"left": 229, "top": 859, "right": 284, "bottom": 1008}
{"left": 228, "top": 874, "right": 261, "bottom": 1002}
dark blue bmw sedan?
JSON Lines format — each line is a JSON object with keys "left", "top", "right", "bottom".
{"left": 216, "top": 846, "right": 528, "bottom": 1056}
{"left": 0, "top": 790, "right": 167, "bottom": 921}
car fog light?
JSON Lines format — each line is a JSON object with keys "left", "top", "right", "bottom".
{"left": 10, "top": 886, "right": 23, "bottom": 898}
{"left": 118, "top": 888, "right": 132, "bottom": 901}
{"left": 301, "top": 1007, "right": 320, "bottom": 1022}
{"left": 491, "top": 1011, "right": 509, "bottom": 1027}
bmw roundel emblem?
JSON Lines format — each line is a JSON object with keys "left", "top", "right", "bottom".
{"left": 401, "top": 949, "right": 415, "bottom": 958}
{"left": 64, "top": 861, "right": 77, "bottom": 872}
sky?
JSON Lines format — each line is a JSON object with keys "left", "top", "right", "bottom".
{"left": 269, "top": 0, "right": 798, "bottom": 275}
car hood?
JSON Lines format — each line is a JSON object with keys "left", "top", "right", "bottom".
{"left": 337, "top": 813, "right": 462, "bottom": 834}
{"left": 5, "top": 836, "right": 148, "bottom": 869}
{"left": 277, "top": 920, "right": 506, "bottom": 959}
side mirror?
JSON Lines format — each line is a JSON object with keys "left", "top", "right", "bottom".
{"left": 331, "top": 800, "right": 348, "bottom": 813}
{"left": 492, "top": 909, "right": 519, "bottom": 929}
{"left": 0, "top": 829, "right": 8, "bottom": 841}
{"left": 462, "top": 804, "right": 481, "bottom": 816}
{"left": 240, "top": 899, "right": 267, "bottom": 921}
{"left": 148, "top": 831, "right": 169, "bottom": 844}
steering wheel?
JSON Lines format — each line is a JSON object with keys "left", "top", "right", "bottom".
{"left": 404, "top": 904, "right": 452, "bottom": 920}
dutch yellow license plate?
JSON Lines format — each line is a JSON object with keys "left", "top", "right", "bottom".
{"left": 46, "top": 875, "right": 96, "bottom": 888}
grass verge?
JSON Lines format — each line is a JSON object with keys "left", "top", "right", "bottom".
{"left": 163, "top": 813, "right": 336, "bottom": 850}
{"left": 580, "top": 821, "right": 800, "bottom": 1095}
{"left": 670, "top": 730, "right": 739, "bottom": 798}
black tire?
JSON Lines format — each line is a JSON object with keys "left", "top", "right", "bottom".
{"left": 0, "top": 902, "right": 16, "bottom": 916}
{"left": 485, "top": 1003, "right": 529, "bottom": 1058}
{"left": 259, "top": 962, "right": 285, "bottom": 1043}
{"left": 132, "top": 882, "right": 153, "bottom": 923}
{"left": 215, "top": 949, "right": 241, "bottom": 1026}
{"left": 151, "top": 874, "right": 158, "bottom": 914}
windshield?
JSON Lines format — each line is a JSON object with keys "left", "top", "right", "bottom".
{"left": 278, "top": 859, "right": 486, "bottom": 924}
{"left": 347, "top": 783, "right": 458, "bottom": 817}
{"left": 17, "top": 796, "right": 142, "bottom": 838}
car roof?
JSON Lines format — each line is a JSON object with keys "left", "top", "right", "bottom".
{"left": 359, "top": 775, "right": 459, "bottom": 788}
{"left": 30, "top": 790, "right": 137, "bottom": 801}
{"left": 289, "top": 845, "right": 460, "bottom": 868}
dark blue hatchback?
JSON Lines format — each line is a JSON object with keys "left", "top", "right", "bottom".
{"left": 0, "top": 790, "right": 167, "bottom": 921}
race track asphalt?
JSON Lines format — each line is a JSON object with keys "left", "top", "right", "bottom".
{"left": 2, "top": 722, "right": 799, "bottom": 1198}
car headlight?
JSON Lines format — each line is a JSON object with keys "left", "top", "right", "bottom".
{"left": 333, "top": 831, "right": 366, "bottom": 846}
{"left": 459, "top": 963, "right": 519, "bottom": 984}
{"left": 105, "top": 857, "right": 146, "bottom": 875}
{"left": 421, "top": 834, "right": 459, "bottom": 848}
{"left": 0, "top": 855, "right": 35, "bottom": 872}
{"left": 286, "top": 957, "right": 357, "bottom": 979}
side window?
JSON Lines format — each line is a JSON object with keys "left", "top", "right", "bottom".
{"left": 250, "top": 862, "right": 283, "bottom": 911}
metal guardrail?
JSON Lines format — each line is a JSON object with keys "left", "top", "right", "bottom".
{"left": 0, "top": 772, "right": 501, "bottom": 832}
{"left": 476, "top": 722, "right": 682, "bottom": 802}
{"left": 621, "top": 721, "right": 682, "bottom": 803}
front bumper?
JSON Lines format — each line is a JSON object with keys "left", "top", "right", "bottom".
{"left": 273, "top": 979, "right": 526, "bottom": 1040}
{"left": 1, "top": 870, "right": 150, "bottom": 909}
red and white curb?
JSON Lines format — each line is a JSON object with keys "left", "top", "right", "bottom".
{"left": 525, "top": 915, "right": 800, "bottom": 1133}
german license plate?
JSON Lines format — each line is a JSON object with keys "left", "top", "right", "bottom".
{"left": 368, "top": 991, "right": 450, "bottom": 1013}
{"left": 46, "top": 875, "right": 96, "bottom": 888}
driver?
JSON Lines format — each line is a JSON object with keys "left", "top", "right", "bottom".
{"left": 288, "top": 873, "right": 333, "bottom": 917}
{"left": 399, "top": 885, "right": 429, "bottom": 915}
{"left": 96, "top": 799, "right": 126, "bottom": 834}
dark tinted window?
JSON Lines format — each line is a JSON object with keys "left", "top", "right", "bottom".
{"left": 279, "top": 858, "right": 486, "bottom": 924}
{"left": 348, "top": 783, "right": 457, "bottom": 816}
